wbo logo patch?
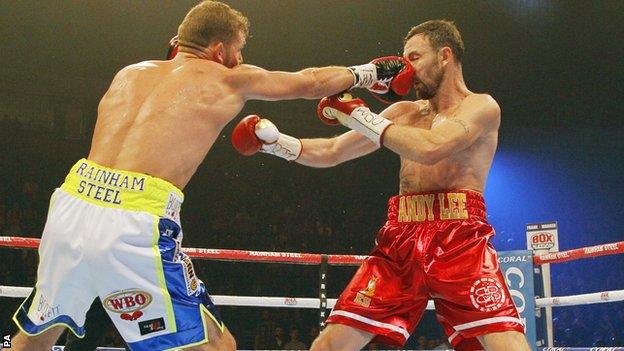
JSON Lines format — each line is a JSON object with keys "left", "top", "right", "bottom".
{"left": 103, "top": 289, "right": 153, "bottom": 321}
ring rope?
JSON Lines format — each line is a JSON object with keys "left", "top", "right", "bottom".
{"left": 2, "top": 285, "right": 622, "bottom": 310}
{"left": 534, "top": 289, "right": 624, "bottom": 308}
{"left": 0, "top": 285, "right": 430, "bottom": 309}
{"left": 533, "top": 241, "right": 624, "bottom": 265}
{"left": 0, "top": 236, "right": 365, "bottom": 265}
{"left": 3, "top": 236, "right": 622, "bottom": 266}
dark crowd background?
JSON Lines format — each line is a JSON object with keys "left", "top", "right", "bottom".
{"left": 0, "top": 0, "right": 623, "bottom": 349}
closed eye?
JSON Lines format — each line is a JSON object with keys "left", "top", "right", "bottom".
{"left": 404, "top": 50, "right": 420, "bottom": 61}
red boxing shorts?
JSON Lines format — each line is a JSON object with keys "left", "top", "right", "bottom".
{"left": 326, "top": 190, "right": 524, "bottom": 350}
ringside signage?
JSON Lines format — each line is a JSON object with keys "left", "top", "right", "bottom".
{"left": 499, "top": 250, "right": 537, "bottom": 351}
{"left": 526, "top": 222, "right": 559, "bottom": 252}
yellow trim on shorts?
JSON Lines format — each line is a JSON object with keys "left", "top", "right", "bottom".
{"left": 151, "top": 215, "right": 177, "bottom": 334}
{"left": 60, "top": 158, "right": 183, "bottom": 217}
{"left": 166, "top": 304, "right": 225, "bottom": 351}
{"left": 203, "top": 303, "right": 226, "bottom": 334}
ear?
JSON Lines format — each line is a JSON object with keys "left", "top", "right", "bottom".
{"left": 209, "top": 42, "right": 225, "bottom": 64}
{"left": 439, "top": 47, "right": 453, "bottom": 66}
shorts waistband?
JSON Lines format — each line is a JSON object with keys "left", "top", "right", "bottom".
{"left": 387, "top": 190, "right": 487, "bottom": 223}
{"left": 60, "top": 159, "right": 184, "bottom": 223}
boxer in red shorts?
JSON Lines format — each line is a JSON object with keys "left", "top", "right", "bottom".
{"left": 232, "top": 20, "right": 530, "bottom": 351}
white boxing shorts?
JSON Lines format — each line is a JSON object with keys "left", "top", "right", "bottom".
{"left": 13, "top": 158, "right": 223, "bottom": 351}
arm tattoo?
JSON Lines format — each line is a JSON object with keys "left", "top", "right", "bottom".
{"left": 449, "top": 118, "right": 470, "bottom": 134}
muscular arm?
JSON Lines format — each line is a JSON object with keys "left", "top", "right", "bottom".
{"left": 295, "top": 102, "right": 410, "bottom": 167}
{"left": 296, "top": 131, "right": 378, "bottom": 168}
{"left": 227, "top": 64, "right": 354, "bottom": 101}
{"left": 383, "top": 94, "right": 500, "bottom": 164}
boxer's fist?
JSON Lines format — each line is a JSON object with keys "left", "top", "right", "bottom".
{"left": 317, "top": 93, "right": 369, "bottom": 126}
{"left": 231, "top": 115, "right": 279, "bottom": 156}
{"left": 349, "top": 56, "right": 414, "bottom": 103}
{"left": 167, "top": 35, "right": 179, "bottom": 60}
{"left": 368, "top": 56, "right": 414, "bottom": 103}
{"left": 317, "top": 93, "right": 392, "bottom": 146}
{"left": 231, "top": 115, "right": 301, "bottom": 160}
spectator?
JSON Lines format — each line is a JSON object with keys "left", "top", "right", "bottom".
{"left": 254, "top": 310, "right": 279, "bottom": 350}
{"left": 3, "top": 204, "right": 23, "bottom": 235}
{"left": 274, "top": 326, "right": 286, "bottom": 349}
{"left": 283, "top": 328, "right": 307, "bottom": 350}
{"left": 416, "top": 335, "right": 427, "bottom": 349}
{"left": 307, "top": 325, "right": 320, "bottom": 346}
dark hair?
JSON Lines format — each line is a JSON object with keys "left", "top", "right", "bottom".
{"left": 404, "top": 20, "right": 464, "bottom": 63}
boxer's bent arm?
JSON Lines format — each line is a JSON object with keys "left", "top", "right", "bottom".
{"left": 227, "top": 64, "right": 354, "bottom": 101}
{"left": 383, "top": 94, "right": 500, "bottom": 164}
{"left": 297, "top": 99, "right": 409, "bottom": 167}
{"left": 296, "top": 130, "right": 378, "bottom": 168}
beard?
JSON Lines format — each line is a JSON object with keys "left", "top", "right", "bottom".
{"left": 414, "top": 66, "right": 443, "bottom": 100}
{"left": 415, "top": 82, "right": 436, "bottom": 100}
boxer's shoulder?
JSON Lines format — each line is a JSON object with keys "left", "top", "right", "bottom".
{"left": 124, "top": 60, "right": 166, "bottom": 71}
{"left": 455, "top": 93, "right": 501, "bottom": 124}
{"left": 219, "top": 63, "right": 274, "bottom": 91}
{"left": 225, "top": 63, "right": 266, "bottom": 79}
{"left": 143, "top": 58, "right": 232, "bottom": 84}
{"left": 380, "top": 99, "right": 428, "bottom": 124}
{"left": 111, "top": 61, "right": 166, "bottom": 82}
{"left": 462, "top": 93, "right": 498, "bottom": 108}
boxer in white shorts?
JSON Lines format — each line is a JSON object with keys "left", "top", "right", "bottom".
{"left": 10, "top": 1, "right": 411, "bottom": 350}
{"left": 14, "top": 159, "right": 223, "bottom": 350}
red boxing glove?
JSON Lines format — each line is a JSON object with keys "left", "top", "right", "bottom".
{"left": 317, "top": 93, "right": 392, "bottom": 146}
{"left": 166, "top": 35, "right": 179, "bottom": 60}
{"left": 317, "top": 93, "right": 369, "bottom": 126}
{"left": 231, "top": 115, "right": 267, "bottom": 156}
{"left": 367, "top": 56, "right": 414, "bottom": 104}
{"left": 231, "top": 115, "right": 301, "bottom": 160}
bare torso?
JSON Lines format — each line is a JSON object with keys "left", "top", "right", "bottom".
{"left": 88, "top": 58, "right": 245, "bottom": 189}
{"left": 395, "top": 97, "right": 498, "bottom": 194}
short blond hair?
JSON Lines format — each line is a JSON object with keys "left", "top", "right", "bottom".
{"left": 178, "top": 1, "right": 249, "bottom": 50}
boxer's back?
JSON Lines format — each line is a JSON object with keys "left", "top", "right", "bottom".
{"left": 88, "top": 58, "right": 245, "bottom": 189}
